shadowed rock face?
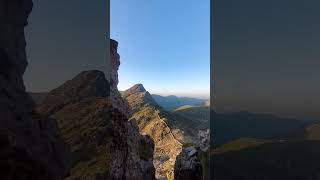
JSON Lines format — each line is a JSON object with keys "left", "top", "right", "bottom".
{"left": 174, "top": 147, "right": 203, "bottom": 180}
{"left": 0, "top": 0, "right": 70, "bottom": 179}
{"left": 109, "top": 39, "right": 155, "bottom": 180}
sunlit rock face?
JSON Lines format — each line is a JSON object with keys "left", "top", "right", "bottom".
{"left": 123, "top": 84, "right": 183, "bottom": 180}
{"left": 109, "top": 39, "right": 155, "bottom": 180}
{"left": 0, "top": 0, "right": 70, "bottom": 179}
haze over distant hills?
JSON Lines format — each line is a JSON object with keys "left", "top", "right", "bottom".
{"left": 213, "top": 111, "right": 309, "bottom": 145}
{"left": 152, "top": 94, "right": 208, "bottom": 111}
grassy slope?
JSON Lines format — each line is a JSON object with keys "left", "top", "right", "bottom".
{"left": 173, "top": 105, "right": 209, "bottom": 125}
{"left": 214, "top": 138, "right": 272, "bottom": 155}
{"left": 39, "top": 97, "right": 111, "bottom": 179}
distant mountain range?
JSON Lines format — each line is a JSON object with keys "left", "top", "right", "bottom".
{"left": 152, "top": 94, "right": 208, "bottom": 111}
{"left": 213, "top": 111, "right": 309, "bottom": 145}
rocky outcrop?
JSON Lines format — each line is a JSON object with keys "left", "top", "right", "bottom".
{"left": 0, "top": 0, "right": 70, "bottom": 179}
{"left": 174, "top": 147, "right": 203, "bottom": 180}
{"left": 123, "top": 84, "right": 183, "bottom": 180}
{"left": 194, "top": 129, "right": 210, "bottom": 152}
{"left": 109, "top": 39, "right": 155, "bottom": 180}
{"left": 110, "top": 40, "right": 130, "bottom": 117}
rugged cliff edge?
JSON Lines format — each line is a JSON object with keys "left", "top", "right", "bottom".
{"left": 108, "top": 39, "right": 155, "bottom": 180}
{"left": 0, "top": 1, "right": 70, "bottom": 179}
{"left": 123, "top": 84, "right": 183, "bottom": 180}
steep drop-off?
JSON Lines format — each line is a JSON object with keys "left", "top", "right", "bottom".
{"left": 123, "top": 84, "right": 185, "bottom": 180}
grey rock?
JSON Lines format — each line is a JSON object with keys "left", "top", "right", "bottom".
{"left": 108, "top": 39, "right": 155, "bottom": 180}
{"left": 174, "top": 147, "right": 203, "bottom": 180}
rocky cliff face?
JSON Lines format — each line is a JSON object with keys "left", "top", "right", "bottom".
{"left": 0, "top": 0, "right": 70, "bottom": 179}
{"left": 123, "top": 84, "right": 183, "bottom": 180}
{"left": 110, "top": 40, "right": 130, "bottom": 117}
{"left": 108, "top": 39, "right": 155, "bottom": 180}
{"left": 174, "top": 147, "right": 203, "bottom": 180}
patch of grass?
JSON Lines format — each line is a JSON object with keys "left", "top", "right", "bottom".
{"left": 173, "top": 105, "right": 194, "bottom": 111}
{"left": 214, "top": 138, "right": 272, "bottom": 155}
{"left": 64, "top": 143, "right": 111, "bottom": 180}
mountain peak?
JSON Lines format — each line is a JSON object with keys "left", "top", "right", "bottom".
{"left": 122, "top": 84, "right": 159, "bottom": 109}
{"left": 56, "top": 70, "right": 109, "bottom": 97}
{"left": 38, "top": 70, "right": 109, "bottom": 115}
{"left": 122, "top": 83, "right": 146, "bottom": 98}
{"left": 132, "top": 83, "right": 146, "bottom": 92}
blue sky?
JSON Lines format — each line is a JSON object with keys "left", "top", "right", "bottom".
{"left": 111, "top": 0, "right": 210, "bottom": 98}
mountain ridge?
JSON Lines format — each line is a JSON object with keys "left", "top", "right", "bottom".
{"left": 123, "top": 83, "right": 183, "bottom": 180}
{"left": 152, "top": 94, "right": 207, "bottom": 111}
{"left": 36, "top": 70, "right": 112, "bottom": 179}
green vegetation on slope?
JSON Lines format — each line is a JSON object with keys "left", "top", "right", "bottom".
{"left": 65, "top": 144, "right": 111, "bottom": 180}
{"left": 50, "top": 97, "right": 111, "bottom": 151}
{"left": 39, "top": 97, "right": 112, "bottom": 179}
{"left": 173, "top": 105, "right": 209, "bottom": 127}
{"left": 214, "top": 138, "right": 272, "bottom": 155}
{"left": 173, "top": 105, "right": 194, "bottom": 111}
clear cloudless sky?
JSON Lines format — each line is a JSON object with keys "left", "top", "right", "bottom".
{"left": 111, "top": 0, "right": 210, "bottom": 98}
{"left": 214, "top": 0, "right": 320, "bottom": 120}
